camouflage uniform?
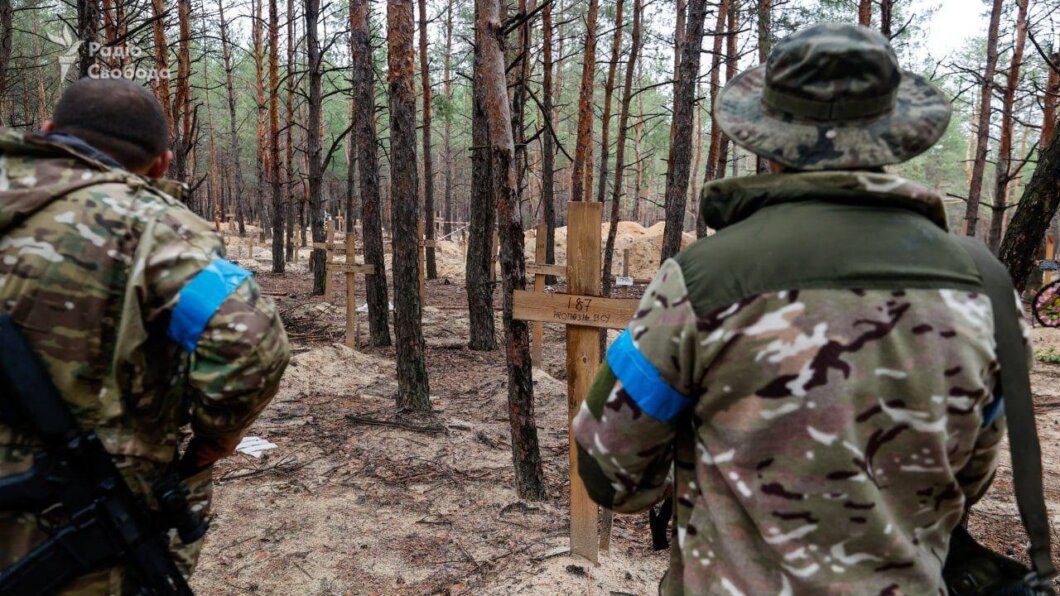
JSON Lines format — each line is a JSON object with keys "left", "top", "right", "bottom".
{"left": 573, "top": 24, "right": 1021, "bottom": 595}
{"left": 574, "top": 172, "right": 1024, "bottom": 595}
{"left": 0, "top": 129, "right": 289, "bottom": 594}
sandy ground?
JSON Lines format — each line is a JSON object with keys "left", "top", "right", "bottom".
{"left": 192, "top": 230, "right": 1060, "bottom": 594}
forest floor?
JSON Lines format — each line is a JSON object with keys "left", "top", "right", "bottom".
{"left": 189, "top": 239, "right": 1060, "bottom": 595}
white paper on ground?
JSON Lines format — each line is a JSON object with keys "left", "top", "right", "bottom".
{"left": 236, "top": 436, "right": 278, "bottom": 458}
{"left": 615, "top": 276, "right": 634, "bottom": 287}
{"left": 356, "top": 302, "right": 395, "bottom": 313}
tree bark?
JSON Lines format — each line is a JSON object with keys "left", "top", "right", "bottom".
{"left": 269, "top": 0, "right": 285, "bottom": 272}
{"left": 442, "top": 0, "right": 455, "bottom": 237}
{"left": 466, "top": 0, "right": 499, "bottom": 351}
{"left": 388, "top": 0, "right": 431, "bottom": 411}
{"left": 879, "top": 0, "right": 892, "bottom": 38}
{"left": 285, "top": 0, "right": 297, "bottom": 262}
{"left": 660, "top": 0, "right": 707, "bottom": 261}
{"left": 541, "top": 0, "right": 557, "bottom": 282}
{"left": 477, "top": 0, "right": 547, "bottom": 500}
{"left": 418, "top": 0, "right": 438, "bottom": 278}
{"left": 603, "top": 0, "right": 642, "bottom": 296}
{"left": 305, "top": 0, "right": 326, "bottom": 290}
{"left": 218, "top": 0, "right": 247, "bottom": 237}
{"left": 0, "top": 0, "right": 11, "bottom": 114}
{"left": 170, "top": 0, "right": 194, "bottom": 183}
{"left": 150, "top": 0, "right": 174, "bottom": 142}
{"left": 755, "top": 0, "right": 772, "bottom": 174}
{"left": 594, "top": 0, "right": 625, "bottom": 208}
{"left": 714, "top": 3, "right": 738, "bottom": 180}
{"left": 1043, "top": 55, "right": 1059, "bottom": 148}
{"left": 697, "top": 0, "right": 727, "bottom": 238}
{"left": 76, "top": 0, "right": 99, "bottom": 78}
{"left": 963, "top": 0, "right": 1003, "bottom": 237}
{"left": 350, "top": 0, "right": 391, "bottom": 347}
{"left": 570, "top": 0, "right": 600, "bottom": 203}
{"left": 998, "top": 131, "right": 1060, "bottom": 292}
{"left": 858, "top": 0, "right": 871, "bottom": 26}
{"left": 987, "top": 0, "right": 1029, "bottom": 252}
{"left": 251, "top": 0, "right": 268, "bottom": 235}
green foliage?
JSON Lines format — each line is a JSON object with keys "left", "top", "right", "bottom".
{"left": 1036, "top": 347, "right": 1060, "bottom": 365}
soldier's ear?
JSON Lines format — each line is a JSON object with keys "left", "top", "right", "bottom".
{"left": 41, "top": 120, "right": 54, "bottom": 133}
{"left": 145, "top": 149, "right": 173, "bottom": 179}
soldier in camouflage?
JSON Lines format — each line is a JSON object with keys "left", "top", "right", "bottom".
{"left": 573, "top": 23, "right": 1025, "bottom": 594}
{"left": 0, "top": 78, "right": 289, "bottom": 593}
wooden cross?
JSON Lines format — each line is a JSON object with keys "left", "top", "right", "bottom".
{"left": 512, "top": 202, "right": 639, "bottom": 564}
{"left": 324, "top": 231, "right": 376, "bottom": 348}
{"left": 418, "top": 221, "right": 437, "bottom": 304}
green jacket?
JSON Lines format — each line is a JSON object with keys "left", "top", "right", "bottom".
{"left": 573, "top": 171, "right": 1024, "bottom": 595}
{"left": 0, "top": 129, "right": 289, "bottom": 592}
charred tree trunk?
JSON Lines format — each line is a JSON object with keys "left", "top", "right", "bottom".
{"left": 285, "top": 0, "right": 297, "bottom": 262}
{"left": 541, "top": 0, "right": 557, "bottom": 282}
{"left": 998, "top": 130, "right": 1060, "bottom": 292}
{"left": 660, "top": 0, "right": 707, "bottom": 261}
{"left": 306, "top": 0, "right": 327, "bottom": 292}
{"left": 218, "top": 1, "right": 247, "bottom": 237}
{"left": 594, "top": 0, "right": 625, "bottom": 207}
{"left": 987, "top": 0, "right": 1028, "bottom": 252}
{"left": 603, "top": 0, "right": 641, "bottom": 295}
{"left": 880, "top": 0, "right": 892, "bottom": 38}
{"left": 963, "top": 0, "right": 1003, "bottom": 237}
{"left": 418, "top": 0, "right": 438, "bottom": 278}
{"left": 269, "top": 0, "right": 285, "bottom": 272}
{"left": 388, "top": 0, "right": 431, "bottom": 411}
{"left": 76, "top": 0, "right": 99, "bottom": 78}
{"left": 351, "top": 0, "right": 391, "bottom": 346}
{"left": 477, "top": 0, "right": 547, "bottom": 501}
{"left": 570, "top": 0, "right": 600, "bottom": 203}
{"left": 466, "top": 0, "right": 498, "bottom": 351}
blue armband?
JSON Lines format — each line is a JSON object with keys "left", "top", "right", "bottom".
{"left": 606, "top": 330, "right": 692, "bottom": 423}
{"left": 167, "top": 259, "right": 252, "bottom": 352}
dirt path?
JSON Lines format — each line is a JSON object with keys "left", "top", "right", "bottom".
{"left": 191, "top": 247, "right": 1060, "bottom": 594}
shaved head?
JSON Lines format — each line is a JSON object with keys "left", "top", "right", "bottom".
{"left": 51, "top": 78, "right": 169, "bottom": 171}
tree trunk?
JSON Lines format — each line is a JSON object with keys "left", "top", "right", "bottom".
{"left": 269, "top": 0, "right": 285, "bottom": 272}
{"left": 387, "top": 0, "right": 431, "bottom": 411}
{"left": 998, "top": 131, "right": 1060, "bottom": 292}
{"left": 286, "top": 0, "right": 297, "bottom": 262}
{"left": 150, "top": 0, "right": 174, "bottom": 140}
{"left": 603, "top": 0, "right": 642, "bottom": 296}
{"left": 251, "top": 0, "right": 268, "bottom": 236}
{"left": 1043, "top": 55, "right": 1059, "bottom": 148}
{"left": 987, "top": 0, "right": 1028, "bottom": 252}
{"left": 541, "top": 0, "right": 557, "bottom": 282}
{"left": 755, "top": 0, "right": 772, "bottom": 174}
{"left": 858, "top": 0, "right": 871, "bottom": 26}
{"left": 660, "top": 0, "right": 707, "bottom": 261}
{"left": 963, "top": 0, "right": 1003, "bottom": 237}
{"left": 508, "top": 0, "right": 532, "bottom": 246}
{"left": 0, "top": 0, "right": 11, "bottom": 115}
{"left": 442, "top": 0, "right": 455, "bottom": 237}
{"left": 570, "top": 0, "right": 600, "bottom": 203}
{"left": 880, "top": 0, "right": 892, "bottom": 38}
{"left": 697, "top": 0, "right": 727, "bottom": 238}
{"left": 674, "top": 0, "right": 686, "bottom": 92}
{"left": 418, "top": 0, "right": 438, "bottom": 278}
{"left": 466, "top": 0, "right": 499, "bottom": 351}
{"left": 351, "top": 0, "right": 392, "bottom": 347}
{"left": 306, "top": 0, "right": 327, "bottom": 291}
{"left": 594, "top": 0, "right": 625, "bottom": 208}
{"left": 714, "top": 3, "right": 738, "bottom": 181}
{"left": 218, "top": 1, "right": 247, "bottom": 237}
{"left": 170, "top": 0, "right": 194, "bottom": 183}
{"left": 76, "top": 0, "right": 99, "bottom": 78}
{"left": 477, "top": 0, "right": 547, "bottom": 501}
{"left": 632, "top": 61, "right": 644, "bottom": 223}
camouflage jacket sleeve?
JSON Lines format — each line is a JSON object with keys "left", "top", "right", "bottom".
{"left": 141, "top": 201, "right": 289, "bottom": 454}
{"left": 573, "top": 259, "right": 701, "bottom": 513}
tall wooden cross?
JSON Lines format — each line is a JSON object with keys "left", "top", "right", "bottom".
{"left": 513, "top": 202, "right": 640, "bottom": 563}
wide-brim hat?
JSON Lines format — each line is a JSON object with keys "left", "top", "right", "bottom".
{"left": 714, "top": 23, "right": 952, "bottom": 171}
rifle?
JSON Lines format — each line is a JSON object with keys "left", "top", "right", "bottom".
{"left": 0, "top": 313, "right": 206, "bottom": 595}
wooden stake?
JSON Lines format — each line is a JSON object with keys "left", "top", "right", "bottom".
{"left": 418, "top": 221, "right": 427, "bottom": 304}
{"left": 566, "top": 201, "right": 603, "bottom": 563}
{"left": 1046, "top": 235, "right": 1056, "bottom": 285}
{"left": 532, "top": 223, "right": 547, "bottom": 365}
{"left": 622, "top": 248, "right": 630, "bottom": 277}
{"left": 345, "top": 232, "right": 358, "bottom": 348}
{"left": 324, "top": 220, "right": 335, "bottom": 301}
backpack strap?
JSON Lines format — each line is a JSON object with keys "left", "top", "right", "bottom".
{"left": 956, "top": 236, "right": 1056, "bottom": 583}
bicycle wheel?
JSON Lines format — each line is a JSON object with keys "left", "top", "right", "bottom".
{"left": 1033, "top": 280, "right": 1060, "bottom": 328}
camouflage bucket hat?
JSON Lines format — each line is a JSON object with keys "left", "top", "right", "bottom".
{"left": 714, "top": 22, "right": 952, "bottom": 171}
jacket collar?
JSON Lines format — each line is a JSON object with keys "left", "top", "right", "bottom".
{"left": 700, "top": 171, "right": 949, "bottom": 232}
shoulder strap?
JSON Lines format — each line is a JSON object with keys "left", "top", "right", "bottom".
{"left": 956, "top": 236, "right": 1056, "bottom": 582}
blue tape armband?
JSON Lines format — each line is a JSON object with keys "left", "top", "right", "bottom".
{"left": 982, "top": 394, "right": 1004, "bottom": 427}
{"left": 605, "top": 330, "right": 692, "bottom": 423}
{"left": 168, "top": 258, "right": 252, "bottom": 352}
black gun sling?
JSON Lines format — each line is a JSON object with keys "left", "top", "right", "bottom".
{"left": 945, "top": 237, "right": 1057, "bottom": 594}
